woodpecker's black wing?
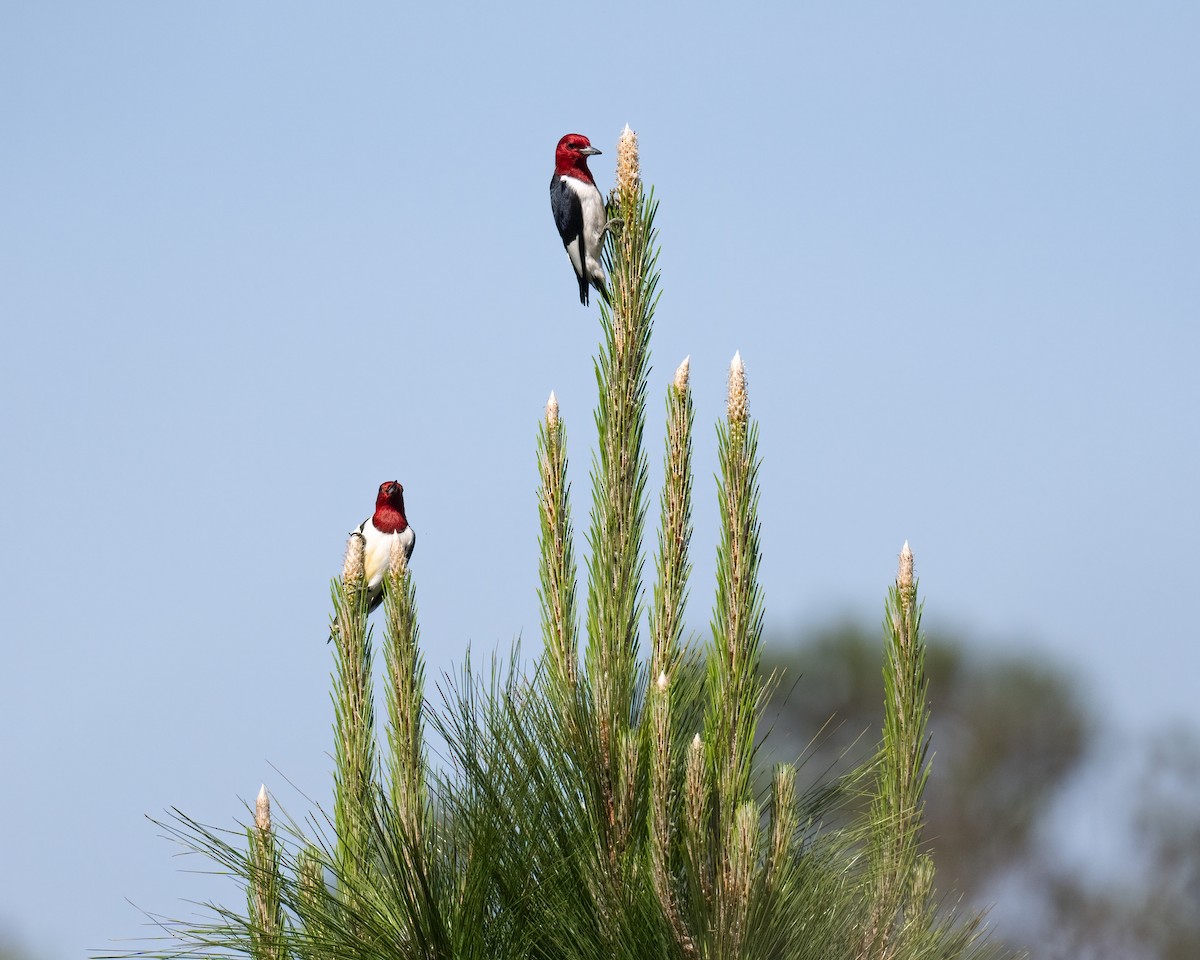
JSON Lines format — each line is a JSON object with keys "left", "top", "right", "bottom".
{"left": 550, "top": 175, "right": 589, "bottom": 304}
{"left": 550, "top": 175, "right": 583, "bottom": 247}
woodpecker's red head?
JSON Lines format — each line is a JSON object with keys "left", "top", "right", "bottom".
{"left": 554, "top": 133, "right": 601, "bottom": 184}
{"left": 372, "top": 480, "right": 409, "bottom": 533}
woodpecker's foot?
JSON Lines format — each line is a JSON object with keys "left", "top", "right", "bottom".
{"left": 602, "top": 217, "right": 625, "bottom": 238}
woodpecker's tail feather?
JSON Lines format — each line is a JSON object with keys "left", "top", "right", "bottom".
{"left": 580, "top": 276, "right": 610, "bottom": 306}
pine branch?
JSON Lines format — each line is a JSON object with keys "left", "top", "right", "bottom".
{"left": 538, "top": 390, "right": 580, "bottom": 704}
{"left": 383, "top": 539, "right": 427, "bottom": 842}
{"left": 706, "top": 351, "right": 765, "bottom": 957}
{"left": 683, "top": 732, "right": 714, "bottom": 916}
{"left": 862, "top": 542, "right": 934, "bottom": 960}
{"left": 648, "top": 357, "right": 697, "bottom": 955}
{"left": 296, "top": 844, "right": 331, "bottom": 960}
{"left": 767, "top": 764, "right": 798, "bottom": 889}
{"left": 331, "top": 532, "right": 377, "bottom": 893}
{"left": 708, "top": 352, "right": 765, "bottom": 830}
{"left": 247, "top": 786, "right": 284, "bottom": 960}
{"left": 584, "top": 125, "right": 658, "bottom": 863}
{"left": 650, "top": 354, "right": 694, "bottom": 683}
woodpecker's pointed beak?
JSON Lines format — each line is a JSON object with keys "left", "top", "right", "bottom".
{"left": 580, "top": 146, "right": 602, "bottom": 156}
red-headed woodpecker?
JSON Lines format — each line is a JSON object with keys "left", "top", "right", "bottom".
{"left": 550, "top": 133, "right": 609, "bottom": 305}
{"left": 355, "top": 480, "right": 416, "bottom": 614}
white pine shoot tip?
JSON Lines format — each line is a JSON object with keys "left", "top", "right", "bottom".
{"left": 734, "top": 801, "right": 759, "bottom": 868}
{"left": 343, "top": 532, "right": 365, "bottom": 585}
{"left": 898, "top": 540, "right": 914, "bottom": 590}
{"left": 546, "top": 391, "right": 559, "bottom": 431}
{"left": 255, "top": 784, "right": 271, "bottom": 832}
{"left": 616, "top": 123, "right": 639, "bottom": 193}
{"left": 674, "top": 355, "right": 690, "bottom": 393}
{"left": 728, "top": 351, "right": 748, "bottom": 423}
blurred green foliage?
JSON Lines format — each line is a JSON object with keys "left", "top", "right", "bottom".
{"left": 761, "top": 623, "right": 1200, "bottom": 960}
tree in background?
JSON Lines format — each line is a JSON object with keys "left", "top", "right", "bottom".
{"left": 108, "top": 129, "right": 1003, "bottom": 960}
{"left": 0, "top": 940, "right": 34, "bottom": 960}
{"left": 761, "top": 625, "right": 1200, "bottom": 960}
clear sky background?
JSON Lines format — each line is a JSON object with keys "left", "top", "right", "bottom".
{"left": 1, "top": 3, "right": 1197, "bottom": 957}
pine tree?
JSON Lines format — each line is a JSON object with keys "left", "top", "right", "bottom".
{"left": 107, "top": 127, "right": 1007, "bottom": 960}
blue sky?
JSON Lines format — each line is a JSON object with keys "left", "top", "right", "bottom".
{"left": 1, "top": 3, "right": 1197, "bottom": 956}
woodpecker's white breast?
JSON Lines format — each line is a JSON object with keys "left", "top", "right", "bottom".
{"left": 560, "top": 174, "right": 606, "bottom": 279}
{"left": 357, "top": 519, "right": 416, "bottom": 593}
